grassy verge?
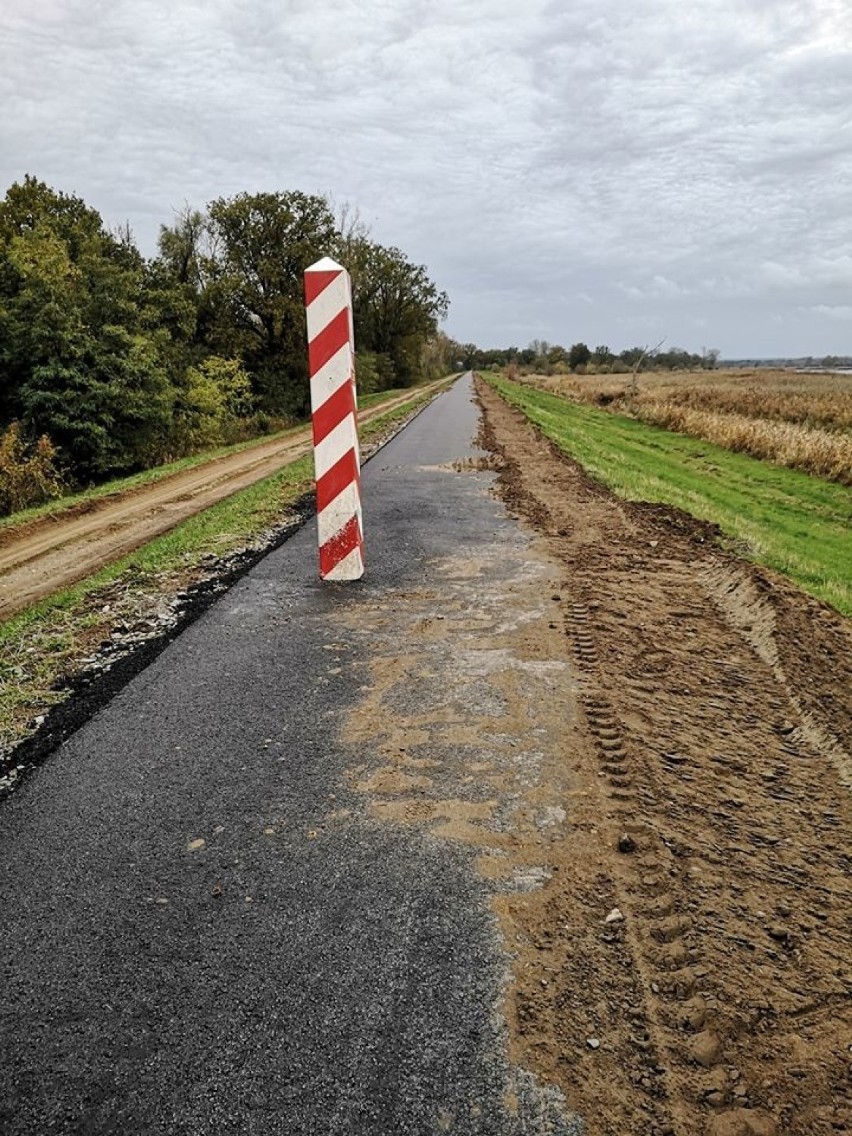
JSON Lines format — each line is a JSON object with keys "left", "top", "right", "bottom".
{"left": 486, "top": 375, "right": 852, "bottom": 616}
{"left": 0, "top": 386, "right": 439, "bottom": 756}
{"left": 0, "top": 426, "right": 302, "bottom": 534}
{"left": 0, "top": 380, "right": 442, "bottom": 534}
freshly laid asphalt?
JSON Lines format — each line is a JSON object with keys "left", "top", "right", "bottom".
{"left": 0, "top": 377, "right": 578, "bottom": 1136}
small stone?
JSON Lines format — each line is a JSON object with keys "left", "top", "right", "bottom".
{"left": 679, "top": 996, "right": 707, "bottom": 1031}
{"left": 689, "top": 1030, "right": 722, "bottom": 1068}
{"left": 618, "top": 833, "right": 636, "bottom": 854}
{"left": 186, "top": 838, "right": 206, "bottom": 852}
{"left": 586, "top": 1037, "right": 600, "bottom": 1049}
{"left": 536, "top": 805, "right": 567, "bottom": 829}
{"left": 604, "top": 907, "right": 624, "bottom": 924}
{"left": 706, "top": 1109, "right": 777, "bottom": 1136}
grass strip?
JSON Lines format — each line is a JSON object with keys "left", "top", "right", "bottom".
{"left": 0, "top": 387, "right": 437, "bottom": 752}
{"left": 487, "top": 375, "right": 852, "bottom": 616}
{"left": 0, "top": 381, "right": 436, "bottom": 534}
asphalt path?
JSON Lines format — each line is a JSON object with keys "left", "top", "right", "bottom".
{"left": 0, "top": 377, "right": 579, "bottom": 1136}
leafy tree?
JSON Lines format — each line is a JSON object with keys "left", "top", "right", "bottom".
{"left": 0, "top": 176, "right": 452, "bottom": 498}
{"left": 0, "top": 177, "right": 174, "bottom": 480}
{"left": 344, "top": 238, "right": 449, "bottom": 387}
{"left": 157, "top": 205, "right": 208, "bottom": 289}
{"left": 568, "top": 342, "right": 591, "bottom": 370}
{"left": 420, "top": 332, "right": 463, "bottom": 379}
{"left": 0, "top": 421, "right": 64, "bottom": 514}
{"left": 619, "top": 346, "right": 647, "bottom": 369}
{"left": 174, "top": 356, "right": 254, "bottom": 451}
{"left": 203, "top": 190, "right": 337, "bottom": 418}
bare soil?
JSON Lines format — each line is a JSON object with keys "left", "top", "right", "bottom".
{"left": 0, "top": 385, "right": 438, "bottom": 622}
{"left": 342, "top": 378, "right": 851, "bottom": 1136}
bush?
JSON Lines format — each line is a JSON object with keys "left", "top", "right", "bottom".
{"left": 354, "top": 351, "right": 396, "bottom": 395}
{"left": 0, "top": 422, "right": 65, "bottom": 515}
{"left": 172, "top": 356, "right": 255, "bottom": 452}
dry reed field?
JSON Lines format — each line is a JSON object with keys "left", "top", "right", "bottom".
{"left": 520, "top": 369, "right": 852, "bottom": 484}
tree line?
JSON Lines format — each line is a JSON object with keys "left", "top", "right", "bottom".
{"left": 459, "top": 341, "right": 720, "bottom": 374}
{"left": 0, "top": 176, "right": 451, "bottom": 513}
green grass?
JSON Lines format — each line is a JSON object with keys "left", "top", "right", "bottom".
{"left": 0, "top": 427, "right": 306, "bottom": 533}
{"left": 487, "top": 375, "right": 852, "bottom": 616}
{"left": 0, "top": 386, "right": 436, "bottom": 642}
{"left": 0, "top": 380, "right": 441, "bottom": 534}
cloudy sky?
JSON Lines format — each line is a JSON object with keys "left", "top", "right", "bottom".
{"left": 2, "top": 0, "right": 851, "bottom": 356}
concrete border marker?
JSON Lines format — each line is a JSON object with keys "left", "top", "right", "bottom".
{"left": 304, "top": 256, "right": 365, "bottom": 581}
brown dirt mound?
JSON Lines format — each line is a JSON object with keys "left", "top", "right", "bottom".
{"left": 473, "top": 377, "right": 851, "bottom": 1135}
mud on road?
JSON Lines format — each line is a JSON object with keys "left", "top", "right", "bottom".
{"left": 345, "top": 378, "right": 851, "bottom": 1136}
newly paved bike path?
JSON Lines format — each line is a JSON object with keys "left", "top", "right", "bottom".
{"left": 0, "top": 377, "right": 577, "bottom": 1136}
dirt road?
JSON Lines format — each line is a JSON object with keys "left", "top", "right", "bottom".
{"left": 0, "top": 384, "right": 441, "bottom": 621}
{"left": 468, "top": 379, "right": 851, "bottom": 1135}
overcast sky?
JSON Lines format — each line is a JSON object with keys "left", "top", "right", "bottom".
{"left": 2, "top": 0, "right": 851, "bottom": 357}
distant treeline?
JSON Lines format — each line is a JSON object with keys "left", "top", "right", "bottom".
{"left": 0, "top": 176, "right": 453, "bottom": 513}
{"left": 724, "top": 357, "right": 852, "bottom": 370}
{"left": 459, "top": 341, "right": 721, "bottom": 375}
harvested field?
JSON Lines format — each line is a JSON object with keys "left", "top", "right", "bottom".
{"left": 519, "top": 369, "right": 852, "bottom": 484}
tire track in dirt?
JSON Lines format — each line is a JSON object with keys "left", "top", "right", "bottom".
{"left": 474, "top": 378, "right": 851, "bottom": 1136}
{"left": 0, "top": 384, "right": 444, "bottom": 621}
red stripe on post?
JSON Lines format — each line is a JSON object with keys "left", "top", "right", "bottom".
{"left": 304, "top": 269, "right": 342, "bottom": 306}
{"left": 308, "top": 308, "right": 350, "bottom": 375}
{"left": 319, "top": 514, "right": 363, "bottom": 577}
{"left": 305, "top": 255, "right": 363, "bottom": 581}
{"left": 311, "top": 378, "right": 356, "bottom": 447}
{"left": 316, "top": 447, "right": 360, "bottom": 512}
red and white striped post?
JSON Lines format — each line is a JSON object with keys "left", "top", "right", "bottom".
{"left": 304, "top": 256, "right": 365, "bottom": 581}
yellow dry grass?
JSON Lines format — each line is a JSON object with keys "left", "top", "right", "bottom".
{"left": 520, "top": 369, "right": 852, "bottom": 485}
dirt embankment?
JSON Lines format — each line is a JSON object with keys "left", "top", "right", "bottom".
{"left": 476, "top": 378, "right": 851, "bottom": 1135}
{"left": 343, "top": 378, "right": 850, "bottom": 1136}
{"left": 0, "top": 385, "right": 441, "bottom": 621}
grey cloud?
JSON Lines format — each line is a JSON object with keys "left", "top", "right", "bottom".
{"left": 1, "top": 0, "right": 851, "bottom": 354}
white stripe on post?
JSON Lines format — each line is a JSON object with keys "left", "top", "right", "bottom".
{"left": 304, "top": 256, "right": 365, "bottom": 581}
